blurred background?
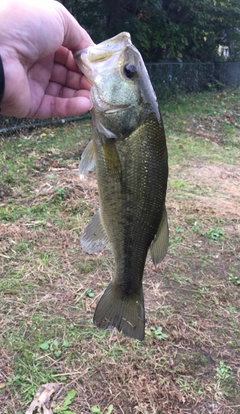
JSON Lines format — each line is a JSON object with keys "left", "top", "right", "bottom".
{"left": 1, "top": 0, "right": 240, "bottom": 133}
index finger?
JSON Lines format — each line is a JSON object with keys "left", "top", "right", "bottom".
{"left": 54, "top": 46, "right": 80, "bottom": 72}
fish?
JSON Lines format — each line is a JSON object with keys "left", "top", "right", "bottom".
{"left": 74, "top": 32, "right": 168, "bottom": 341}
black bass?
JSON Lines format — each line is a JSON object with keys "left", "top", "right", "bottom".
{"left": 74, "top": 32, "right": 168, "bottom": 341}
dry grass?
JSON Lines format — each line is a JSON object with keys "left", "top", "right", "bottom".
{"left": 0, "top": 91, "right": 240, "bottom": 414}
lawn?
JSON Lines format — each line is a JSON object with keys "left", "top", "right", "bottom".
{"left": 0, "top": 89, "right": 240, "bottom": 414}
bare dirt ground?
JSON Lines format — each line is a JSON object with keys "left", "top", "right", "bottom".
{"left": 171, "top": 162, "right": 240, "bottom": 220}
{"left": 0, "top": 124, "right": 240, "bottom": 413}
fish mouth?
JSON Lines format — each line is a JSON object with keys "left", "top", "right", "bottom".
{"left": 74, "top": 32, "right": 132, "bottom": 82}
{"left": 105, "top": 106, "right": 130, "bottom": 113}
{"left": 74, "top": 32, "right": 138, "bottom": 115}
{"left": 74, "top": 32, "right": 131, "bottom": 63}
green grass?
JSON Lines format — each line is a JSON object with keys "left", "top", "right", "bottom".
{"left": 0, "top": 90, "right": 240, "bottom": 413}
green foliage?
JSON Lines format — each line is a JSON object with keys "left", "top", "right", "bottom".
{"left": 228, "top": 273, "right": 240, "bottom": 285}
{"left": 55, "top": 389, "right": 77, "bottom": 414}
{"left": 215, "top": 360, "right": 237, "bottom": 397}
{"left": 91, "top": 405, "right": 113, "bottom": 414}
{"left": 206, "top": 228, "right": 226, "bottom": 241}
{"left": 216, "top": 360, "right": 232, "bottom": 382}
{"left": 39, "top": 339, "right": 70, "bottom": 358}
{"left": 60, "top": 0, "right": 240, "bottom": 62}
{"left": 85, "top": 288, "right": 95, "bottom": 298}
{"left": 148, "top": 326, "right": 168, "bottom": 340}
{"left": 53, "top": 187, "right": 68, "bottom": 201}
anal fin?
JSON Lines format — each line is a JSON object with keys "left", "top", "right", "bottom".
{"left": 81, "top": 210, "right": 108, "bottom": 254}
{"left": 150, "top": 206, "right": 169, "bottom": 265}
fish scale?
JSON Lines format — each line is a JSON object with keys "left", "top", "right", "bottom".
{"left": 74, "top": 32, "right": 168, "bottom": 340}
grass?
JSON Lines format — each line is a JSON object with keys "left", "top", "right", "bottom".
{"left": 0, "top": 89, "right": 240, "bottom": 413}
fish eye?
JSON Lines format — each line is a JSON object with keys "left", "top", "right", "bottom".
{"left": 124, "top": 64, "right": 137, "bottom": 79}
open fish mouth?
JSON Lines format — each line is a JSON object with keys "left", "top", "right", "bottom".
{"left": 74, "top": 32, "right": 131, "bottom": 63}
{"left": 74, "top": 32, "right": 132, "bottom": 83}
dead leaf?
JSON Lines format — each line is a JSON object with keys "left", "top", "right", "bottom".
{"left": 25, "top": 383, "right": 62, "bottom": 414}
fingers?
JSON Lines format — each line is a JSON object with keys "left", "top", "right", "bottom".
{"left": 50, "top": 48, "right": 92, "bottom": 91}
{"left": 32, "top": 95, "right": 92, "bottom": 118}
{"left": 49, "top": 62, "right": 90, "bottom": 91}
{"left": 46, "top": 80, "right": 91, "bottom": 99}
{"left": 54, "top": 47, "right": 78, "bottom": 72}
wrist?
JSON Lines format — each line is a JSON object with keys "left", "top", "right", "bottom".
{"left": 0, "top": 55, "right": 5, "bottom": 108}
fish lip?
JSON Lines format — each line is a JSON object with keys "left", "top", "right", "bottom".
{"left": 94, "top": 100, "right": 132, "bottom": 114}
{"left": 73, "top": 50, "right": 85, "bottom": 59}
{"left": 73, "top": 32, "right": 133, "bottom": 83}
{"left": 74, "top": 32, "right": 131, "bottom": 63}
{"left": 104, "top": 106, "right": 130, "bottom": 114}
{"left": 73, "top": 49, "right": 95, "bottom": 83}
{"left": 74, "top": 48, "right": 132, "bottom": 113}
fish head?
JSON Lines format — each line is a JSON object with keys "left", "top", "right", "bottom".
{"left": 74, "top": 32, "right": 159, "bottom": 140}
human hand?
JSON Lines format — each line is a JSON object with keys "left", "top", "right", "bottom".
{"left": 0, "top": 0, "right": 94, "bottom": 118}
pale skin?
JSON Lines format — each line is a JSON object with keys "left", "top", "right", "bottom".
{"left": 0, "top": 0, "right": 94, "bottom": 118}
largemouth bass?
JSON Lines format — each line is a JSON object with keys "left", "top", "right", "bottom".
{"left": 74, "top": 32, "right": 168, "bottom": 341}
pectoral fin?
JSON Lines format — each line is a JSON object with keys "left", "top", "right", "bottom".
{"left": 81, "top": 210, "right": 108, "bottom": 254}
{"left": 150, "top": 207, "right": 169, "bottom": 265}
{"left": 79, "top": 140, "right": 96, "bottom": 176}
{"left": 95, "top": 118, "right": 118, "bottom": 139}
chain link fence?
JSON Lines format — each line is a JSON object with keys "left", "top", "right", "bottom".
{"left": 1, "top": 61, "right": 240, "bottom": 134}
{"left": 146, "top": 61, "right": 240, "bottom": 100}
{"left": 147, "top": 62, "right": 215, "bottom": 99}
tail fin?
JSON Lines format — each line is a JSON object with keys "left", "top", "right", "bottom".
{"left": 93, "top": 283, "right": 145, "bottom": 340}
